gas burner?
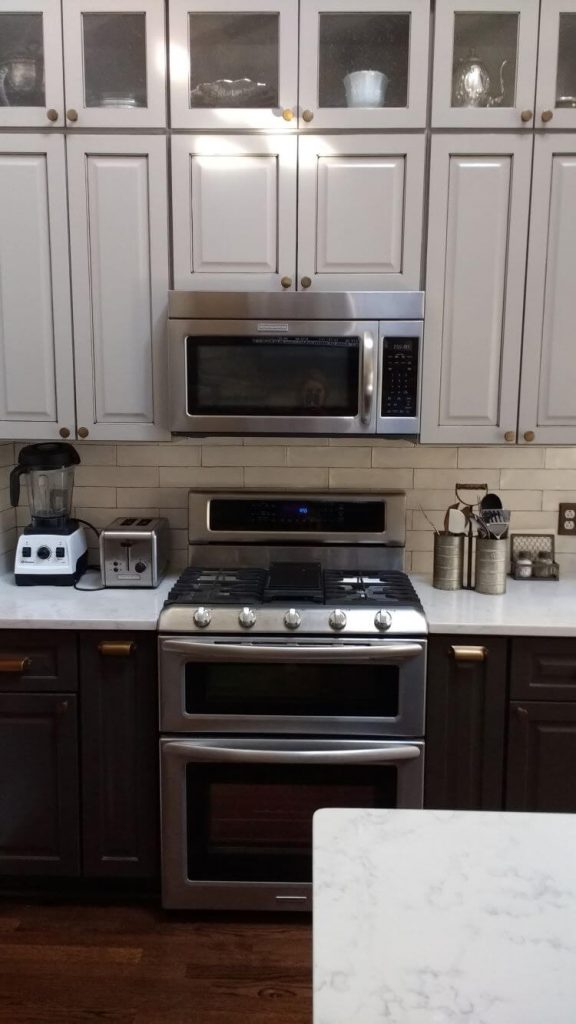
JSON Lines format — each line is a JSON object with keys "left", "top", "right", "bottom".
{"left": 166, "top": 567, "right": 266, "bottom": 606}
{"left": 324, "top": 569, "right": 421, "bottom": 608}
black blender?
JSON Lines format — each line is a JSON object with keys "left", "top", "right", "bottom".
{"left": 10, "top": 442, "right": 88, "bottom": 585}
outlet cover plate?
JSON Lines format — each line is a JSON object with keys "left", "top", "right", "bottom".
{"left": 558, "top": 503, "right": 576, "bottom": 535}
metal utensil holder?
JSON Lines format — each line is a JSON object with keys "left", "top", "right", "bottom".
{"left": 433, "top": 533, "right": 465, "bottom": 590}
{"left": 475, "top": 537, "right": 508, "bottom": 595}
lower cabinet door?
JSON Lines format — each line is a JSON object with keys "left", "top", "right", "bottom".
{"left": 0, "top": 693, "right": 80, "bottom": 875}
{"left": 506, "top": 701, "right": 576, "bottom": 812}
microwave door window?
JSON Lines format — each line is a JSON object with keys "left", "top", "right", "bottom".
{"left": 186, "top": 336, "right": 360, "bottom": 417}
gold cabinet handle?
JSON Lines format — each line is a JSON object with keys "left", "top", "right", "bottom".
{"left": 97, "top": 641, "right": 136, "bottom": 657}
{"left": 541, "top": 109, "right": 554, "bottom": 123}
{"left": 524, "top": 430, "right": 535, "bottom": 443}
{"left": 280, "top": 276, "right": 293, "bottom": 289}
{"left": 282, "top": 108, "right": 294, "bottom": 121}
{"left": 520, "top": 110, "right": 533, "bottom": 122}
{"left": 77, "top": 427, "right": 89, "bottom": 439}
{"left": 66, "top": 108, "right": 79, "bottom": 122}
{"left": 302, "top": 109, "right": 314, "bottom": 123}
{"left": 504, "top": 431, "right": 516, "bottom": 443}
{"left": 450, "top": 645, "right": 487, "bottom": 663}
{"left": 59, "top": 427, "right": 70, "bottom": 438}
{"left": 0, "top": 657, "right": 31, "bottom": 673}
{"left": 301, "top": 276, "right": 312, "bottom": 289}
{"left": 46, "top": 108, "right": 59, "bottom": 122}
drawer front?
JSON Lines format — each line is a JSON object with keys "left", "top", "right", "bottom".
{"left": 0, "top": 632, "right": 77, "bottom": 692}
{"left": 511, "top": 638, "right": 576, "bottom": 701}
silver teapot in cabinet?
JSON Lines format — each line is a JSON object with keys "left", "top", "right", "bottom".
{"left": 453, "top": 53, "right": 508, "bottom": 108}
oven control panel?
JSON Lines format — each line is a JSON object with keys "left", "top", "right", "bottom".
{"left": 381, "top": 336, "right": 419, "bottom": 417}
{"left": 160, "top": 604, "right": 427, "bottom": 636}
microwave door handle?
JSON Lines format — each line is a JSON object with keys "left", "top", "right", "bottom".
{"left": 360, "top": 331, "right": 375, "bottom": 425}
{"left": 161, "top": 640, "right": 424, "bottom": 663}
{"left": 164, "top": 741, "right": 422, "bottom": 765}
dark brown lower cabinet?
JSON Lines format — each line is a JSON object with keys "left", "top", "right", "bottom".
{"left": 506, "top": 702, "right": 576, "bottom": 812}
{"left": 80, "top": 633, "right": 159, "bottom": 878}
{"left": 0, "top": 693, "right": 80, "bottom": 875}
{"left": 425, "top": 636, "right": 508, "bottom": 810}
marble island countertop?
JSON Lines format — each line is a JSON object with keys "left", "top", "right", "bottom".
{"left": 313, "top": 808, "right": 576, "bottom": 1024}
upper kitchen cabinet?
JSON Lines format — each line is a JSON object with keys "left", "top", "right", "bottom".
{"left": 432, "top": 0, "right": 540, "bottom": 129}
{"left": 0, "top": 0, "right": 64, "bottom": 127}
{"left": 169, "top": 0, "right": 298, "bottom": 129}
{"left": 62, "top": 0, "right": 166, "bottom": 128}
{"left": 298, "top": 0, "right": 429, "bottom": 129}
{"left": 536, "top": 0, "right": 576, "bottom": 129}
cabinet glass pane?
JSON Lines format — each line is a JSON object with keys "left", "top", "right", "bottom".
{"left": 82, "top": 12, "right": 147, "bottom": 108}
{"left": 318, "top": 13, "right": 410, "bottom": 109}
{"left": 0, "top": 13, "right": 45, "bottom": 107}
{"left": 452, "top": 13, "right": 518, "bottom": 108}
{"left": 188, "top": 13, "right": 278, "bottom": 108}
{"left": 556, "top": 14, "right": 576, "bottom": 108}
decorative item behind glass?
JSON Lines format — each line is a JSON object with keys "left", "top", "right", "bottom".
{"left": 188, "top": 13, "right": 278, "bottom": 108}
{"left": 83, "top": 12, "right": 147, "bottom": 108}
{"left": 0, "top": 13, "right": 44, "bottom": 107}
{"left": 556, "top": 14, "right": 576, "bottom": 109}
{"left": 319, "top": 13, "right": 409, "bottom": 109}
{"left": 451, "top": 12, "right": 518, "bottom": 109}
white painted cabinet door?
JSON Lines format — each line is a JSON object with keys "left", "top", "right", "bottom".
{"left": 420, "top": 134, "right": 533, "bottom": 445}
{"left": 519, "top": 135, "right": 576, "bottom": 444}
{"left": 62, "top": 0, "right": 166, "bottom": 128}
{"left": 536, "top": 0, "right": 576, "bottom": 130}
{"left": 0, "top": 134, "right": 74, "bottom": 439}
{"left": 169, "top": 0, "right": 298, "bottom": 129}
{"left": 0, "top": 0, "right": 64, "bottom": 127}
{"left": 67, "top": 135, "right": 170, "bottom": 441}
{"left": 298, "top": 0, "right": 430, "bottom": 130}
{"left": 432, "top": 0, "right": 539, "bottom": 129}
{"left": 298, "top": 134, "right": 424, "bottom": 291}
{"left": 172, "top": 134, "right": 297, "bottom": 291}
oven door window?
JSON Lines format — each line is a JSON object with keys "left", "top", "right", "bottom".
{"left": 186, "top": 335, "right": 360, "bottom": 416}
{"left": 186, "top": 764, "right": 396, "bottom": 883}
{"left": 185, "top": 661, "right": 399, "bottom": 718}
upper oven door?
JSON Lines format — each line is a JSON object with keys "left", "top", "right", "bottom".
{"left": 169, "top": 319, "right": 379, "bottom": 434}
{"left": 377, "top": 320, "right": 423, "bottom": 435}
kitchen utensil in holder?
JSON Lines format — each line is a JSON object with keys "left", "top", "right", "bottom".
{"left": 433, "top": 533, "right": 465, "bottom": 590}
{"left": 455, "top": 482, "right": 489, "bottom": 589}
{"left": 475, "top": 537, "right": 508, "bottom": 595}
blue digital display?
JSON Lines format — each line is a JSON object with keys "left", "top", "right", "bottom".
{"left": 299, "top": 506, "right": 309, "bottom": 514}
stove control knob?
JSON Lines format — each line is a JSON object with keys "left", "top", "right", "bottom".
{"left": 329, "top": 609, "right": 347, "bottom": 631}
{"left": 193, "top": 606, "right": 212, "bottom": 629}
{"left": 374, "top": 610, "right": 392, "bottom": 632}
{"left": 238, "top": 607, "right": 256, "bottom": 629}
{"left": 284, "top": 608, "right": 302, "bottom": 631}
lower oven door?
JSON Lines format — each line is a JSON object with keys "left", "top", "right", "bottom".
{"left": 160, "top": 737, "right": 424, "bottom": 911}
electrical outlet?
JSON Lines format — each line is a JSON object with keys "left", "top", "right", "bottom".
{"left": 558, "top": 503, "right": 576, "bottom": 535}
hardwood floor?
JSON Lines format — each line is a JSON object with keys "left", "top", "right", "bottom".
{"left": 0, "top": 900, "right": 312, "bottom": 1024}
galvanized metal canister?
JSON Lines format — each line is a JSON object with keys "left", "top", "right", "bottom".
{"left": 433, "top": 533, "right": 464, "bottom": 590}
{"left": 475, "top": 537, "right": 507, "bottom": 595}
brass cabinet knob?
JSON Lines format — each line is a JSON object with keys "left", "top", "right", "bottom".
{"left": 302, "top": 109, "right": 314, "bottom": 122}
{"left": 0, "top": 657, "right": 31, "bottom": 673}
{"left": 282, "top": 108, "right": 294, "bottom": 121}
{"left": 280, "top": 276, "right": 292, "bottom": 289}
{"left": 504, "top": 430, "right": 516, "bottom": 443}
{"left": 541, "top": 109, "right": 554, "bottom": 123}
{"left": 46, "top": 108, "right": 59, "bottom": 122}
{"left": 524, "top": 430, "right": 536, "bottom": 443}
{"left": 66, "top": 108, "right": 79, "bottom": 122}
{"left": 301, "top": 276, "right": 312, "bottom": 289}
{"left": 97, "top": 640, "right": 136, "bottom": 657}
{"left": 59, "top": 427, "right": 70, "bottom": 438}
{"left": 520, "top": 109, "right": 533, "bottom": 122}
{"left": 450, "top": 645, "right": 487, "bottom": 663}
{"left": 77, "top": 426, "right": 89, "bottom": 438}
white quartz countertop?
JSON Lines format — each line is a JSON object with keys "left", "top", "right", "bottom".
{"left": 313, "top": 808, "right": 576, "bottom": 1024}
{"left": 411, "top": 573, "right": 576, "bottom": 636}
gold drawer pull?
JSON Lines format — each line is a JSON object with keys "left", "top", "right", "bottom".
{"left": 450, "top": 645, "right": 487, "bottom": 663}
{"left": 0, "top": 657, "right": 31, "bottom": 673}
{"left": 97, "top": 641, "right": 136, "bottom": 657}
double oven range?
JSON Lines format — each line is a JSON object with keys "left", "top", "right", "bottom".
{"left": 158, "top": 492, "right": 427, "bottom": 911}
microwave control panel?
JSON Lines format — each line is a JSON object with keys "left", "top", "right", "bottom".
{"left": 381, "top": 336, "right": 419, "bottom": 418}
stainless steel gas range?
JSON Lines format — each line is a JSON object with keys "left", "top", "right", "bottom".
{"left": 158, "top": 491, "right": 427, "bottom": 912}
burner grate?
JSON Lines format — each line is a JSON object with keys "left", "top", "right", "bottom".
{"left": 324, "top": 569, "right": 422, "bottom": 608}
{"left": 165, "top": 567, "right": 267, "bottom": 606}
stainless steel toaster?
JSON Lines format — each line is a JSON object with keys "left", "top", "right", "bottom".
{"left": 100, "top": 516, "right": 170, "bottom": 588}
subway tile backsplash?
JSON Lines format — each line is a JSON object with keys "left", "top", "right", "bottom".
{"left": 2, "top": 439, "right": 576, "bottom": 575}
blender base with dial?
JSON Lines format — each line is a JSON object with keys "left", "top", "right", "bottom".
{"left": 14, "top": 524, "right": 88, "bottom": 586}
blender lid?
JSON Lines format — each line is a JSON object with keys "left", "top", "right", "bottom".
{"left": 16, "top": 442, "right": 80, "bottom": 469}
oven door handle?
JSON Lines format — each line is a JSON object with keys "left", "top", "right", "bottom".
{"left": 360, "top": 330, "right": 375, "bottom": 425}
{"left": 161, "top": 640, "right": 424, "bottom": 663}
{"left": 163, "top": 741, "right": 422, "bottom": 765}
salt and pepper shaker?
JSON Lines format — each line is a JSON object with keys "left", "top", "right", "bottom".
{"left": 515, "top": 550, "right": 533, "bottom": 579}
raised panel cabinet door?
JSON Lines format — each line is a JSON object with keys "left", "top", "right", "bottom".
{"left": 510, "top": 637, "right": 576, "bottom": 702}
{"left": 0, "top": 0, "right": 64, "bottom": 128}
{"left": 506, "top": 702, "right": 576, "bottom": 812}
{"left": 67, "top": 135, "right": 170, "bottom": 441}
{"left": 169, "top": 0, "right": 298, "bottom": 129}
{"left": 298, "top": 134, "right": 425, "bottom": 291}
{"left": 519, "top": 136, "right": 576, "bottom": 444}
{"left": 420, "top": 134, "right": 532, "bottom": 444}
{"left": 0, "top": 134, "right": 75, "bottom": 440}
{"left": 62, "top": 0, "right": 166, "bottom": 128}
{"left": 0, "top": 693, "right": 80, "bottom": 875}
{"left": 80, "top": 634, "right": 159, "bottom": 878}
{"left": 424, "top": 637, "right": 508, "bottom": 810}
{"left": 432, "top": 0, "right": 539, "bottom": 129}
{"left": 172, "top": 134, "right": 297, "bottom": 291}
{"left": 298, "top": 0, "right": 430, "bottom": 130}
{"left": 536, "top": 0, "right": 576, "bottom": 130}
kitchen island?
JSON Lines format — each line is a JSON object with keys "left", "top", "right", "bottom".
{"left": 314, "top": 808, "right": 576, "bottom": 1024}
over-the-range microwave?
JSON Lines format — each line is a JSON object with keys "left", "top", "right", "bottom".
{"left": 168, "top": 291, "right": 424, "bottom": 436}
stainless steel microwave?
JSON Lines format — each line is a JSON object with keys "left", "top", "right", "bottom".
{"left": 168, "top": 292, "right": 425, "bottom": 436}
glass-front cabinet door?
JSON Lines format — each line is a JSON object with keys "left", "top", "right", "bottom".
{"left": 432, "top": 0, "right": 540, "bottom": 128}
{"left": 537, "top": 0, "right": 576, "bottom": 129}
{"left": 169, "top": 0, "right": 298, "bottom": 129}
{"left": 0, "top": 0, "right": 64, "bottom": 127}
{"left": 62, "top": 0, "right": 166, "bottom": 127}
{"left": 298, "top": 0, "right": 429, "bottom": 129}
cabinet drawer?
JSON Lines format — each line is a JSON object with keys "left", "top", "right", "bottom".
{"left": 0, "top": 632, "right": 77, "bottom": 692}
{"left": 511, "top": 638, "right": 576, "bottom": 701}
